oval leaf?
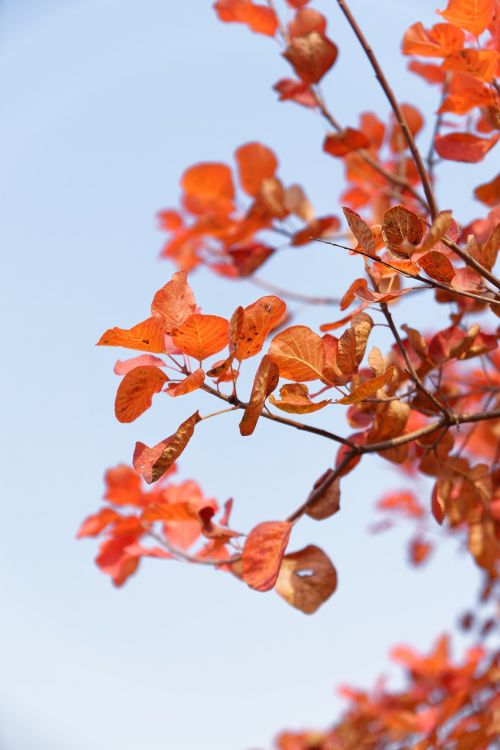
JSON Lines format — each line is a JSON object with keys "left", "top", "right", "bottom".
{"left": 242, "top": 521, "right": 292, "bottom": 591}
{"left": 172, "top": 314, "right": 229, "bottom": 361}
{"left": 115, "top": 366, "right": 168, "bottom": 423}
{"left": 268, "top": 325, "right": 326, "bottom": 381}
{"left": 275, "top": 545, "right": 338, "bottom": 614}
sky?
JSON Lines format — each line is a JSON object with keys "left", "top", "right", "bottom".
{"left": 0, "top": 1, "right": 495, "bottom": 749}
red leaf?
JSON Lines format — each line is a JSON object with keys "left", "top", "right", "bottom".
{"left": 323, "top": 128, "right": 370, "bottom": 157}
{"left": 214, "top": 0, "right": 278, "bottom": 36}
{"left": 242, "top": 521, "right": 292, "bottom": 591}
{"left": 151, "top": 270, "right": 197, "bottom": 333}
{"left": 133, "top": 412, "right": 201, "bottom": 484}
{"left": 235, "top": 142, "right": 278, "bottom": 196}
{"left": 115, "top": 366, "right": 168, "bottom": 423}
{"left": 434, "top": 132, "right": 499, "bottom": 163}
{"left": 283, "top": 32, "right": 338, "bottom": 84}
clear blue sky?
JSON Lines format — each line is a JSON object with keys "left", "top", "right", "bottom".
{"left": 0, "top": 1, "right": 492, "bottom": 749}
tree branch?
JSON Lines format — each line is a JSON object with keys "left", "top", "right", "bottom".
{"left": 334, "top": 0, "right": 438, "bottom": 218}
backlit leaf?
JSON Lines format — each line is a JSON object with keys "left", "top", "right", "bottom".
{"left": 214, "top": 0, "right": 278, "bottom": 36}
{"left": 382, "top": 205, "right": 423, "bottom": 259}
{"left": 166, "top": 368, "right": 205, "bottom": 397}
{"left": 323, "top": 128, "right": 370, "bottom": 157}
{"left": 236, "top": 295, "right": 287, "bottom": 360}
{"left": 418, "top": 251, "right": 455, "bottom": 283}
{"left": 151, "top": 270, "right": 197, "bottom": 333}
{"left": 402, "top": 22, "right": 465, "bottom": 57}
{"left": 115, "top": 366, "right": 168, "bottom": 423}
{"left": 181, "top": 162, "right": 234, "bottom": 214}
{"left": 437, "top": 0, "right": 495, "bottom": 37}
{"left": 337, "top": 366, "right": 395, "bottom": 404}
{"left": 114, "top": 354, "right": 166, "bottom": 375}
{"left": 98, "top": 317, "right": 167, "bottom": 354}
{"left": 133, "top": 412, "right": 201, "bottom": 484}
{"left": 342, "top": 208, "right": 377, "bottom": 255}
{"left": 172, "top": 314, "right": 229, "bottom": 361}
{"left": 235, "top": 142, "right": 278, "bottom": 196}
{"left": 268, "top": 325, "right": 325, "bottom": 381}
{"left": 434, "top": 132, "right": 499, "bottom": 163}
{"left": 242, "top": 521, "right": 292, "bottom": 591}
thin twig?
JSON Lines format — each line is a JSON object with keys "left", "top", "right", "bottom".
{"left": 334, "top": 0, "right": 437, "bottom": 218}
{"left": 250, "top": 275, "right": 340, "bottom": 305}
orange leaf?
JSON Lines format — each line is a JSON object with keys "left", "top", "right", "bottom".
{"left": 172, "top": 314, "right": 229, "bottom": 361}
{"left": 382, "top": 205, "right": 423, "bottom": 259}
{"left": 437, "top": 0, "right": 495, "bottom": 37}
{"left": 97, "top": 317, "right": 167, "bottom": 354}
{"left": 269, "top": 383, "right": 331, "bottom": 414}
{"left": 323, "top": 128, "right": 370, "bottom": 157}
{"left": 133, "top": 412, "right": 201, "bottom": 484}
{"left": 408, "top": 60, "right": 446, "bottom": 84}
{"left": 242, "top": 521, "right": 291, "bottom": 591}
{"left": 419, "top": 211, "right": 453, "bottom": 253}
{"left": 141, "top": 502, "right": 199, "bottom": 523}
{"left": 402, "top": 22, "right": 465, "bottom": 58}
{"left": 275, "top": 545, "right": 337, "bottom": 613}
{"left": 104, "top": 464, "right": 145, "bottom": 506}
{"left": 434, "top": 132, "right": 499, "bottom": 163}
{"left": 474, "top": 174, "right": 500, "bottom": 207}
{"left": 442, "top": 49, "right": 499, "bottom": 83}
{"left": 273, "top": 78, "right": 317, "bottom": 107}
{"left": 337, "top": 366, "right": 395, "bottom": 404}
{"left": 214, "top": 0, "right": 278, "bottom": 36}
{"left": 236, "top": 295, "right": 287, "bottom": 360}
{"left": 239, "top": 355, "right": 280, "bottom": 436}
{"left": 77, "top": 508, "right": 120, "bottom": 539}
{"left": 389, "top": 104, "right": 424, "bottom": 152}
{"left": 235, "top": 142, "right": 278, "bottom": 196}
{"left": 306, "top": 470, "right": 341, "bottom": 520}
{"left": 290, "top": 215, "right": 340, "bottom": 246}
{"left": 283, "top": 32, "right": 338, "bottom": 84}
{"left": 418, "top": 251, "right": 455, "bottom": 283}
{"left": 114, "top": 354, "right": 166, "bottom": 375}
{"left": 181, "top": 162, "right": 234, "bottom": 215}
{"left": 268, "top": 325, "right": 326, "bottom": 381}
{"left": 167, "top": 368, "right": 205, "bottom": 397}
{"left": 409, "top": 537, "right": 433, "bottom": 566}
{"left": 343, "top": 208, "right": 377, "bottom": 255}
{"left": 115, "top": 366, "right": 168, "bottom": 423}
{"left": 288, "top": 7, "right": 326, "bottom": 38}
{"left": 151, "top": 270, "right": 197, "bottom": 333}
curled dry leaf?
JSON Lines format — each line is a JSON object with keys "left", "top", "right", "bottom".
{"left": 166, "top": 368, "right": 205, "bottom": 397}
{"left": 172, "top": 314, "right": 229, "bottom": 361}
{"left": 268, "top": 325, "right": 326, "bottom": 382}
{"left": 235, "top": 142, "right": 278, "bottom": 196}
{"left": 337, "top": 366, "right": 395, "bottom": 405}
{"left": 115, "top": 366, "right": 168, "bottom": 423}
{"left": 269, "top": 383, "right": 331, "bottom": 414}
{"left": 275, "top": 545, "right": 338, "bottom": 614}
{"left": 306, "top": 469, "right": 340, "bottom": 520}
{"left": 283, "top": 31, "right": 338, "bottom": 84}
{"left": 242, "top": 521, "right": 292, "bottom": 591}
{"left": 151, "top": 270, "right": 197, "bottom": 333}
{"left": 382, "top": 205, "right": 423, "bottom": 260}
{"left": 98, "top": 317, "right": 167, "bottom": 354}
{"left": 133, "top": 412, "right": 201, "bottom": 484}
{"left": 342, "top": 207, "right": 377, "bottom": 255}
{"left": 239, "top": 355, "right": 280, "bottom": 436}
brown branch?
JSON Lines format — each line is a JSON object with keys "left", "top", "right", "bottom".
{"left": 199, "top": 380, "right": 356, "bottom": 448}
{"left": 313, "top": 89, "right": 428, "bottom": 211}
{"left": 287, "top": 407, "right": 500, "bottom": 523}
{"left": 440, "top": 236, "right": 500, "bottom": 292}
{"left": 316, "top": 238, "right": 500, "bottom": 306}
{"left": 249, "top": 275, "right": 340, "bottom": 305}
{"left": 334, "top": 0, "right": 438, "bottom": 218}
{"left": 144, "top": 528, "right": 241, "bottom": 567}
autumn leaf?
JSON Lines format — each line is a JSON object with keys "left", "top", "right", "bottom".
{"left": 442, "top": 49, "right": 499, "bottom": 83}
{"left": 141, "top": 502, "right": 199, "bottom": 523}
{"left": 342, "top": 208, "right": 377, "bottom": 255}
{"left": 437, "top": 0, "right": 496, "bottom": 37}
{"left": 181, "top": 162, "right": 234, "bottom": 214}
{"left": 242, "top": 521, "right": 291, "bottom": 591}
{"left": 402, "top": 22, "right": 465, "bottom": 57}
{"left": 133, "top": 412, "right": 201, "bottom": 484}
{"left": 236, "top": 295, "right": 287, "bottom": 360}
{"left": 151, "top": 270, "right": 197, "bottom": 333}
{"left": 323, "top": 128, "right": 370, "bottom": 157}
{"left": 382, "top": 205, "right": 423, "bottom": 260}
{"left": 98, "top": 317, "right": 167, "bottom": 354}
{"left": 288, "top": 7, "right": 327, "bottom": 38}
{"left": 114, "top": 354, "right": 166, "bottom": 376}
{"left": 283, "top": 32, "right": 338, "bottom": 84}
{"left": 166, "top": 368, "right": 205, "bottom": 397}
{"left": 418, "top": 251, "right": 455, "bottom": 283}
{"left": 235, "top": 142, "right": 278, "bottom": 196}
{"left": 115, "top": 366, "right": 168, "bottom": 423}
{"left": 77, "top": 508, "right": 120, "bottom": 539}
{"left": 337, "top": 366, "right": 395, "bottom": 404}
{"left": 172, "top": 314, "right": 229, "bottom": 361}
{"left": 419, "top": 211, "right": 453, "bottom": 253}
{"left": 268, "top": 325, "right": 326, "bottom": 381}
{"left": 275, "top": 545, "right": 337, "bottom": 614}
{"left": 306, "top": 469, "right": 341, "bottom": 520}
{"left": 273, "top": 78, "right": 316, "bottom": 107}
{"left": 269, "top": 383, "right": 331, "bottom": 414}
{"left": 214, "top": 0, "right": 278, "bottom": 36}
{"left": 474, "top": 174, "right": 500, "bottom": 207}
{"left": 239, "top": 355, "right": 279, "bottom": 436}
{"left": 434, "top": 133, "right": 499, "bottom": 163}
